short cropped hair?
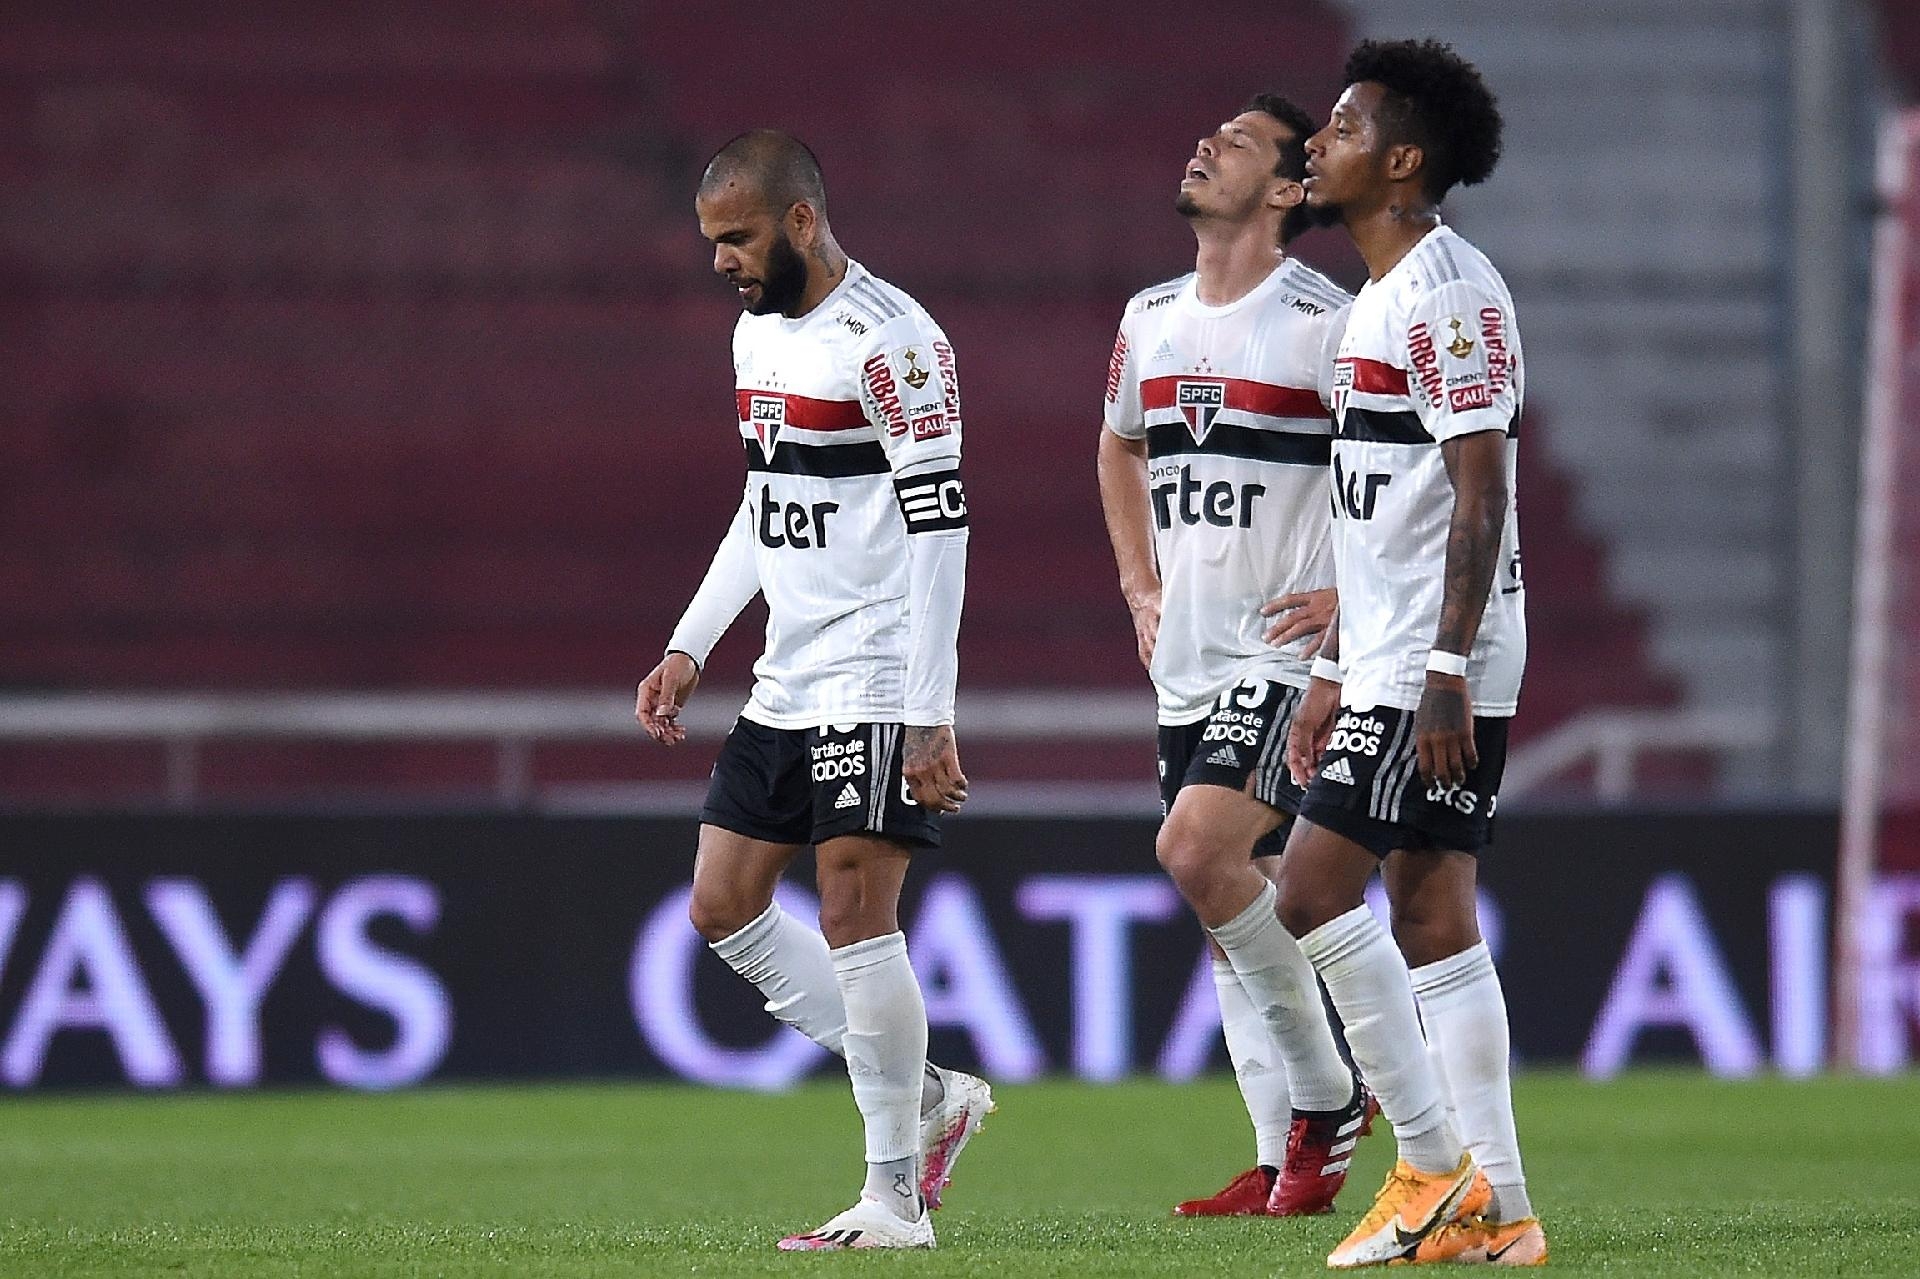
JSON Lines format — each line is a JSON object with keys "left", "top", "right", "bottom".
{"left": 1344, "top": 39, "right": 1503, "bottom": 199}
{"left": 1242, "top": 92, "right": 1318, "bottom": 244}
{"left": 700, "top": 129, "right": 828, "bottom": 213}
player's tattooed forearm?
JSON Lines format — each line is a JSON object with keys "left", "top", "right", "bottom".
{"left": 1417, "top": 680, "right": 1472, "bottom": 732}
{"left": 1434, "top": 457, "right": 1508, "bottom": 658}
{"left": 904, "top": 725, "right": 943, "bottom": 769}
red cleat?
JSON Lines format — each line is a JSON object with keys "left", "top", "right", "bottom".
{"left": 1173, "top": 1166, "right": 1277, "bottom": 1217}
{"left": 1268, "top": 1081, "right": 1380, "bottom": 1217}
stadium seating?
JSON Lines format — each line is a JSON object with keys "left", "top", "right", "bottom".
{"left": 0, "top": 0, "right": 1682, "bottom": 801}
{"left": 1337, "top": 0, "right": 1802, "bottom": 792}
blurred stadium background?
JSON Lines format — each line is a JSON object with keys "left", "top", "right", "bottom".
{"left": 1, "top": 0, "right": 1918, "bottom": 1111}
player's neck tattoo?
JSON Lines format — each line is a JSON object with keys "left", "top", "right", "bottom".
{"left": 788, "top": 242, "right": 848, "bottom": 317}
{"left": 1350, "top": 198, "right": 1440, "bottom": 281}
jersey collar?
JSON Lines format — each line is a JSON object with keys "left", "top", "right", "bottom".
{"left": 1182, "top": 255, "right": 1295, "bottom": 318}
{"left": 773, "top": 258, "right": 868, "bottom": 331}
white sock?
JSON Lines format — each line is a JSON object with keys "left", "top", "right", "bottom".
{"left": 1206, "top": 883, "right": 1356, "bottom": 1112}
{"left": 709, "top": 900, "right": 846, "bottom": 1056}
{"left": 1213, "top": 959, "right": 1292, "bottom": 1168}
{"left": 863, "top": 1154, "right": 920, "bottom": 1219}
{"left": 1412, "top": 942, "right": 1532, "bottom": 1220}
{"left": 709, "top": 905, "right": 946, "bottom": 1117}
{"left": 832, "top": 931, "right": 928, "bottom": 1220}
{"left": 1298, "top": 904, "right": 1462, "bottom": 1175}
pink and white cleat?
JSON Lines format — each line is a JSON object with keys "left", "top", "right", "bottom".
{"left": 919, "top": 1068, "right": 996, "bottom": 1210}
{"left": 776, "top": 1195, "right": 935, "bottom": 1251}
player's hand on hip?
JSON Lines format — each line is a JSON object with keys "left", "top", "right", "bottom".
{"left": 1261, "top": 588, "right": 1336, "bottom": 648}
{"left": 635, "top": 652, "right": 701, "bottom": 746}
{"left": 1127, "top": 591, "right": 1162, "bottom": 670}
{"left": 903, "top": 724, "right": 968, "bottom": 814}
{"left": 1287, "top": 676, "right": 1342, "bottom": 788}
{"left": 1414, "top": 674, "right": 1477, "bottom": 789}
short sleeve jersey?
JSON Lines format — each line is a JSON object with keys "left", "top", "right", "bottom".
{"left": 730, "top": 260, "right": 966, "bottom": 728}
{"left": 1104, "top": 258, "right": 1352, "bottom": 724}
{"left": 1328, "top": 225, "right": 1527, "bottom": 716}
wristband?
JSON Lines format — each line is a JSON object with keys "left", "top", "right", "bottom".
{"left": 665, "top": 648, "right": 703, "bottom": 673}
{"left": 1311, "top": 658, "right": 1344, "bottom": 684}
{"left": 1426, "top": 649, "right": 1469, "bottom": 678}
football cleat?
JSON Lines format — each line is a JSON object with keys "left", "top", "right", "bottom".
{"left": 1407, "top": 1214, "right": 1549, "bottom": 1266}
{"left": 1173, "top": 1166, "right": 1277, "bottom": 1217}
{"left": 775, "top": 1195, "right": 935, "bottom": 1251}
{"left": 1326, "top": 1154, "right": 1490, "bottom": 1269}
{"left": 919, "top": 1068, "right": 995, "bottom": 1210}
{"left": 1270, "top": 1080, "right": 1381, "bottom": 1217}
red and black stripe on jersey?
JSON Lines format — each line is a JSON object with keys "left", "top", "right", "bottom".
{"left": 1139, "top": 375, "right": 1325, "bottom": 420}
{"left": 734, "top": 389, "right": 966, "bottom": 530}
{"left": 738, "top": 388, "right": 889, "bottom": 475}
{"left": 1146, "top": 422, "right": 1331, "bottom": 465}
{"left": 734, "top": 389, "right": 869, "bottom": 431}
{"left": 1139, "top": 374, "right": 1331, "bottom": 465}
{"left": 1336, "top": 358, "right": 1518, "bottom": 445}
{"left": 1340, "top": 407, "right": 1520, "bottom": 445}
{"left": 743, "top": 438, "right": 890, "bottom": 476}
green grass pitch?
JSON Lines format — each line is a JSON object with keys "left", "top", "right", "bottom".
{"left": 0, "top": 1072, "right": 1915, "bottom": 1276}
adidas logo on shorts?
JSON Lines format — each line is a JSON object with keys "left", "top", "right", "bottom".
{"left": 1206, "top": 745, "right": 1241, "bottom": 768}
{"left": 1322, "top": 757, "right": 1356, "bottom": 785}
{"left": 833, "top": 782, "right": 861, "bottom": 810}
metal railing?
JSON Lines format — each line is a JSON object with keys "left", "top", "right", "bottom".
{"left": 0, "top": 689, "right": 1154, "bottom": 807}
{"left": 0, "top": 691, "right": 1773, "bottom": 808}
{"left": 1498, "top": 707, "right": 1776, "bottom": 801}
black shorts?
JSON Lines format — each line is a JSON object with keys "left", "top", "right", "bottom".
{"left": 1297, "top": 705, "right": 1509, "bottom": 858}
{"left": 700, "top": 718, "right": 941, "bottom": 849}
{"left": 1157, "top": 677, "right": 1307, "bottom": 858}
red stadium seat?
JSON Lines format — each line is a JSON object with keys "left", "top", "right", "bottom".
{"left": 0, "top": 0, "right": 1682, "bottom": 801}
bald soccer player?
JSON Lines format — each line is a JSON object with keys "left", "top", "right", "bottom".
{"left": 636, "top": 130, "right": 992, "bottom": 1252}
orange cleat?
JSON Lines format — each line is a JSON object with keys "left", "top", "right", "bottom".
{"left": 1326, "top": 1154, "right": 1490, "bottom": 1268}
{"left": 1407, "top": 1214, "right": 1548, "bottom": 1266}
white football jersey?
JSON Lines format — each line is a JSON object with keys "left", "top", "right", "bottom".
{"left": 1104, "top": 258, "right": 1351, "bottom": 725}
{"left": 725, "top": 260, "right": 967, "bottom": 728}
{"left": 1329, "top": 225, "right": 1526, "bottom": 716}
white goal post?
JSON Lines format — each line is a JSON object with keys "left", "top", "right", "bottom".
{"left": 1835, "top": 107, "right": 1920, "bottom": 1069}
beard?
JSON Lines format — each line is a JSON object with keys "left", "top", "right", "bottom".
{"left": 744, "top": 229, "right": 810, "bottom": 316}
{"left": 1278, "top": 196, "right": 1344, "bottom": 248}
{"left": 1174, "top": 189, "right": 1203, "bottom": 219}
{"left": 1300, "top": 177, "right": 1350, "bottom": 223}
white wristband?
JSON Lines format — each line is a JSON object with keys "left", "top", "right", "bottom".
{"left": 1426, "top": 649, "right": 1469, "bottom": 678}
{"left": 1311, "top": 657, "right": 1344, "bottom": 684}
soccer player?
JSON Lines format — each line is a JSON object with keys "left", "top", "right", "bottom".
{"left": 1098, "top": 94, "right": 1375, "bottom": 1220}
{"left": 634, "top": 130, "right": 990, "bottom": 1252}
{"left": 1279, "top": 41, "right": 1546, "bottom": 1267}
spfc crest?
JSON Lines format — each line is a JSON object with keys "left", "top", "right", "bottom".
{"left": 748, "top": 394, "right": 785, "bottom": 457}
{"left": 1330, "top": 359, "right": 1355, "bottom": 420}
{"left": 1176, "top": 379, "right": 1226, "bottom": 445}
